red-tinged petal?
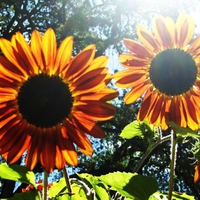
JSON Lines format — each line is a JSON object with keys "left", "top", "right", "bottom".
{"left": 0, "top": 57, "right": 23, "bottom": 82}
{"left": 182, "top": 94, "right": 199, "bottom": 130}
{"left": 40, "top": 129, "right": 56, "bottom": 173}
{"left": 63, "top": 120, "right": 93, "bottom": 156}
{"left": 55, "top": 146, "right": 65, "bottom": 170}
{"left": 26, "top": 131, "right": 41, "bottom": 171}
{"left": 72, "top": 68, "right": 109, "bottom": 93}
{"left": 124, "top": 80, "right": 150, "bottom": 104}
{"left": 138, "top": 87, "right": 157, "bottom": 121}
{"left": 115, "top": 69, "right": 147, "bottom": 88}
{"left": 73, "top": 67, "right": 107, "bottom": 87}
{"left": 119, "top": 54, "right": 149, "bottom": 68}
{"left": 0, "top": 76, "right": 19, "bottom": 88}
{"left": 71, "top": 112, "right": 105, "bottom": 138}
{"left": 124, "top": 38, "right": 152, "bottom": 58}
{"left": 148, "top": 93, "right": 164, "bottom": 124}
{"left": 0, "top": 38, "right": 28, "bottom": 78}
{"left": 76, "top": 88, "right": 118, "bottom": 102}
{"left": 42, "top": 28, "right": 57, "bottom": 74}
{"left": 12, "top": 32, "right": 38, "bottom": 75}
{"left": 64, "top": 45, "right": 96, "bottom": 80}
{"left": 0, "top": 120, "right": 27, "bottom": 152}
{"left": 137, "top": 25, "right": 161, "bottom": 52}
{"left": 58, "top": 126, "right": 78, "bottom": 166}
{"left": 31, "top": 30, "right": 44, "bottom": 70}
{"left": 75, "top": 102, "right": 116, "bottom": 121}
{"left": 87, "top": 56, "right": 108, "bottom": 72}
{"left": 55, "top": 36, "right": 73, "bottom": 74}
{"left": 188, "top": 35, "right": 200, "bottom": 54}
{"left": 177, "top": 96, "right": 187, "bottom": 128}
{"left": 153, "top": 15, "right": 175, "bottom": 48}
{"left": 7, "top": 133, "right": 31, "bottom": 164}
{"left": 185, "top": 92, "right": 200, "bottom": 123}
{"left": 176, "top": 13, "right": 194, "bottom": 48}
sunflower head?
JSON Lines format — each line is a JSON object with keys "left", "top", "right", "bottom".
{"left": 0, "top": 28, "right": 118, "bottom": 172}
{"left": 115, "top": 13, "right": 200, "bottom": 131}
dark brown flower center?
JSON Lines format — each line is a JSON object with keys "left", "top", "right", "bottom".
{"left": 18, "top": 74, "right": 73, "bottom": 128}
{"left": 149, "top": 49, "right": 197, "bottom": 96}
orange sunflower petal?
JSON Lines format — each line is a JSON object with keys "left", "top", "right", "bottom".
{"left": 31, "top": 30, "right": 44, "bottom": 70}
{"left": 124, "top": 38, "right": 152, "bottom": 58}
{"left": 76, "top": 88, "right": 118, "bottom": 101}
{"left": 40, "top": 129, "right": 56, "bottom": 173}
{"left": 58, "top": 126, "right": 78, "bottom": 166}
{"left": 55, "top": 36, "right": 73, "bottom": 74}
{"left": 63, "top": 120, "right": 93, "bottom": 156}
{"left": 0, "top": 38, "right": 28, "bottom": 78}
{"left": 65, "top": 44, "right": 96, "bottom": 80}
{"left": 71, "top": 112, "right": 105, "bottom": 138}
{"left": 153, "top": 15, "right": 175, "bottom": 48}
{"left": 124, "top": 80, "right": 150, "bottom": 104}
{"left": 12, "top": 32, "right": 38, "bottom": 75}
{"left": 115, "top": 69, "right": 147, "bottom": 88}
{"left": 26, "top": 130, "right": 41, "bottom": 171}
{"left": 42, "top": 28, "right": 57, "bottom": 74}
{"left": 137, "top": 25, "right": 161, "bottom": 52}
{"left": 75, "top": 102, "right": 117, "bottom": 121}
{"left": 176, "top": 12, "right": 194, "bottom": 48}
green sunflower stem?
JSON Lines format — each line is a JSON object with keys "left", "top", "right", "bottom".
{"left": 43, "top": 170, "right": 48, "bottom": 200}
{"left": 168, "top": 129, "right": 177, "bottom": 200}
{"left": 63, "top": 166, "right": 73, "bottom": 195}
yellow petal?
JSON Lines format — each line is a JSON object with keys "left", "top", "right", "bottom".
{"left": 55, "top": 36, "right": 73, "bottom": 74}
{"left": 176, "top": 12, "right": 194, "bottom": 48}
{"left": 153, "top": 15, "right": 175, "bottom": 48}
{"left": 31, "top": 30, "right": 44, "bottom": 70}
{"left": 124, "top": 80, "right": 150, "bottom": 104}
{"left": 42, "top": 28, "right": 57, "bottom": 74}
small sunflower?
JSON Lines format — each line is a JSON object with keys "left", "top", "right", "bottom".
{"left": 115, "top": 13, "right": 200, "bottom": 130}
{"left": 0, "top": 28, "right": 118, "bottom": 173}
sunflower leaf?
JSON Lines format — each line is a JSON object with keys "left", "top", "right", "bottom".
{"left": 1, "top": 190, "right": 39, "bottom": 200}
{"left": 168, "top": 121, "right": 199, "bottom": 137}
{"left": 77, "top": 173, "right": 109, "bottom": 200}
{"left": 0, "top": 163, "right": 35, "bottom": 186}
{"left": 120, "top": 120, "right": 156, "bottom": 139}
{"left": 150, "top": 191, "right": 195, "bottom": 200}
{"left": 48, "top": 178, "right": 66, "bottom": 198}
{"left": 99, "top": 172, "right": 158, "bottom": 200}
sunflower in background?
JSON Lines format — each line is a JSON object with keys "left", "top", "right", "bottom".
{"left": 115, "top": 13, "right": 200, "bottom": 131}
{"left": 0, "top": 28, "right": 118, "bottom": 173}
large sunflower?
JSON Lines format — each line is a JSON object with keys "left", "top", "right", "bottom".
{"left": 0, "top": 28, "right": 118, "bottom": 173}
{"left": 115, "top": 13, "right": 200, "bottom": 131}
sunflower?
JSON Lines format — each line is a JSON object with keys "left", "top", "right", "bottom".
{"left": 114, "top": 13, "right": 200, "bottom": 130}
{"left": 0, "top": 28, "right": 118, "bottom": 173}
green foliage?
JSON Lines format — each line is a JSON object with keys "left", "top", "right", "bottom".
{"left": 1, "top": 191, "right": 39, "bottom": 200}
{"left": 168, "top": 121, "right": 199, "bottom": 138}
{"left": 99, "top": 172, "right": 158, "bottom": 200}
{"left": 120, "top": 120, "right": 156, "bottom": 140}
{"left": 0, "top": 163, "right": 35, "bottom": 186}
{"left": 151, "top": 191, "right": 195, "bottom": 200}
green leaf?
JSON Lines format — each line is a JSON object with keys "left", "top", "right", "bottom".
{"left": 151, "top": 191, "right": 195, "bottom": 200}
{"left": 0, "top": 163, "right": 35, "bottom": 186}
{"left": 1, "top": 191, "right": 39, "bottom": 200}
{"left": 120, "top": 120, "right": 155, "bottom": 139}
{"left": 48, "top": 178, "right": 66, "bottom": 198}
{"left": 99, "top": 172, "right": 158, "bottom": 200}
{"left": 168, "top": 121, "right": 199, "bottom": 137}
{"left": 77, "top": 173, "right": 109, "bottom": 200}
